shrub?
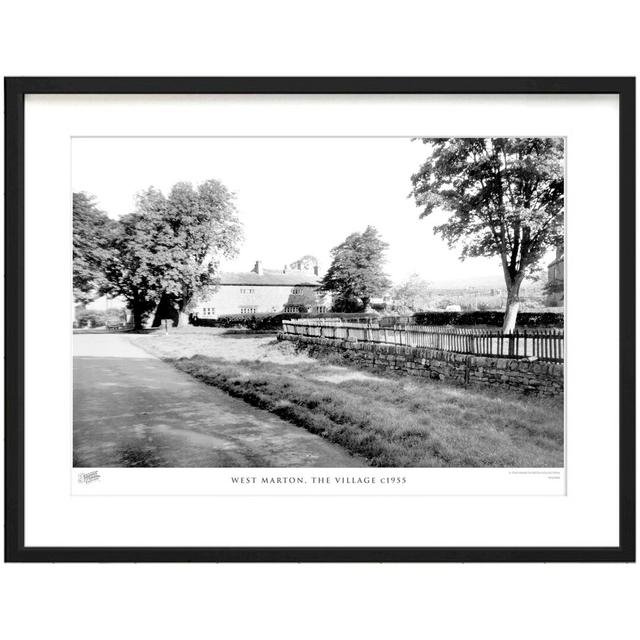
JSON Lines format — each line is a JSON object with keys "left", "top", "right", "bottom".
{"left": 189, "top": 312, "right": 300, "bottom": 330}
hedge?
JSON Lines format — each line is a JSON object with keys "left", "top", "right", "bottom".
{"left": 189, "top": 311, "right": 379, "bottom": 330}
{"left": 404, "top": 310, "right": 564, "bottom": 328}
{"left": 188, "top": 310, "right": 563, "bottom": 330}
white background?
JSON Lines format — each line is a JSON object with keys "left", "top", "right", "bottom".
{"left": 27, "top": 94, "right": 608, "bottom": 546}
{"left": 1, "top": 1, "right": 638, "bottom": 639}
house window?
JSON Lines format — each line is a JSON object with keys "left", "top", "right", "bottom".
{"left": 201, "top": 307, "right": 215, "bottom": 317}
{"left": 240, "top": 306, "right": 257, "bottom": 315}
{"left": 314, "top": 306, "right": 327, "bottom": 314}
{"left": 284, "top": 306, "right": 299, "bottom": 313}
{"left": 240, "top": 288, "right": 255, "bottom": 294}
{"left": 291, "top": 288, "right": 303, "bottom": 295}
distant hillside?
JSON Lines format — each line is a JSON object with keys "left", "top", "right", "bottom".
{"left": 429, "top": 274, "right": 506, "bottom": 290}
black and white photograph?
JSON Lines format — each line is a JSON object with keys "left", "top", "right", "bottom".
{"left": 72, "top": 136, "right": 565, "bottom": 472}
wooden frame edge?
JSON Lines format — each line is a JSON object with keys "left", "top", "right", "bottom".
{"left": 4, "top": 76, "right": 635, "bottom": 563}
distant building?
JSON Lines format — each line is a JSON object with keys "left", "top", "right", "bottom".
{"left": 193, "top": 259, "right": 330, "bottom": 318}
{"left": 370, "top": 294, "right": 393, "bottom": 309}
{"left": 545, "top": 248, "right": 564, "bottom": 306}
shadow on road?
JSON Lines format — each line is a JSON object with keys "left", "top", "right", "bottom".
{"left": 73, "top": 352, "right": 364, "bottom": 469}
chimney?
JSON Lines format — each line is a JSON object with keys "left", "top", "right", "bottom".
{"left": 253, "top": 260, "right": 263, "bottom": 276}
{"left": 313, "top": 265, "right": 319, "bottom": 276}
{"left": 283, "top": 264, "right": 288, "bottom": 273}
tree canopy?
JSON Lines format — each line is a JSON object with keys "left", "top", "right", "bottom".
{"left": 74, "top": 178, "right": 242, "bottom": 330}
{"left": 137, "top": 180, "right": 242, "bottom": 324}
{"left": 72, "top": 192, "right": 114, "bottom": 304}
{"left": 410, "top": 137, "right": 564, "bottom": 330}
{"left": 100, "top": 209, "right": 160, "bottom": 330}
{"left": 321, "top": 226, "right": 391, "bottom": 312}
{"left": 289, "top": 254, "right": 318, "bottom": 272}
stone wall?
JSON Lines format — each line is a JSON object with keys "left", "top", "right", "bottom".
{"left": 279, "top": 334, "right": 563, "bottom": 397}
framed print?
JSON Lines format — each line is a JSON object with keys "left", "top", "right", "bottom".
{"left": 4, "top": 77, "right": 635, "bottom": 562}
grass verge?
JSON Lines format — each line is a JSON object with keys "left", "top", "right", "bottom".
{"left": 164, "top": 352, "right": 563, "bottom": 468}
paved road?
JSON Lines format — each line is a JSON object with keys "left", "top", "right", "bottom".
{"left": 73, "top": 334, "right": 364, "bottom": 468}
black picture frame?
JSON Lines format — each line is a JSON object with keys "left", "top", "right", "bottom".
{"left": 4, "top": 77, "right": 635, "bottom": 563}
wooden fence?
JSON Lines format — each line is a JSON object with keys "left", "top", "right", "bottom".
{"left": 281, "top": 320, "right": 564, "bottom": 363}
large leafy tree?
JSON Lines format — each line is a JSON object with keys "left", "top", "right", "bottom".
{"left": 151, "top": 180, "right": 242, "bottom": 325}
{"left": 104, "top": 179, "right": 242, "bottom": 328}
{"left": 72, "top": 192, "right": 115, "bottom": 304}
{"left": 410, "top": 138, "right": 564, "bottom": 331}
{"left": 102, "top": 210, "right": 159, "bottom": 330}
{"left": 321, "top": 226, "right": 391, "bottom": 312}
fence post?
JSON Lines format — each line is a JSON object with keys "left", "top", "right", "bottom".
{"left": 466, "top": 332, "right": 475, "bottom": 355}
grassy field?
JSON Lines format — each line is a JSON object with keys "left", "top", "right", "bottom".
{"left": 130, "top": 327, "right": 564, "bottom": 468}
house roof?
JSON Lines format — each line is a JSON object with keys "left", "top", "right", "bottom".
{"left": 218, "top": 268, "right": 321, "bottom": 287}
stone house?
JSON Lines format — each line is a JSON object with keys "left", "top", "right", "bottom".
{"left": 193, "top": 260, "right": 330, "bottom": 319}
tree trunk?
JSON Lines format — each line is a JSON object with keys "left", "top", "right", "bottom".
{"left": 152, "top": 292, "right": 180, "bottom": 327}
{"left": 132, "top": 304, "right": 144, "bottom": 331}
{"left": 176, "top": 311, "right": 190, "bottom": 327}
{"left": 502, "top": 280, "right": 522, "bottom": 332}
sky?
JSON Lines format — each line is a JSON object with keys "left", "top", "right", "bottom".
{"left": 71, "top": 137, "right": 551, "bottom": 288}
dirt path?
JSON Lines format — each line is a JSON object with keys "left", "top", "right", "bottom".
{"left": 73, "top": 333, "right": 365, "bottom": 468}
